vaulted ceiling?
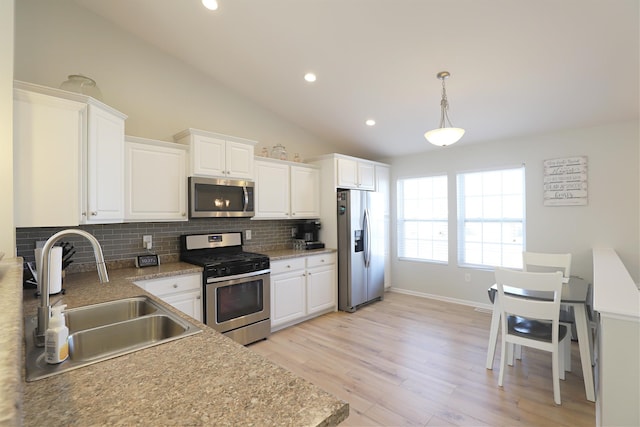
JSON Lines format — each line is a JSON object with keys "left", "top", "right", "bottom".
{"left": 75, "top": 0, "right": 639, "bottom": 158}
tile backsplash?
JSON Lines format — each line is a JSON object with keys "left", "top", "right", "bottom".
{"left": 17, "top": 218, "right": 306, "bottom": 272}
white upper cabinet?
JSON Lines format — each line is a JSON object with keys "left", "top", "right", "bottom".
{"left": 13, "top": 81, "right": 126, "bottom": 227}
{"left": 254, "top": 159, "right": 290, "bottom": 219}
{"left": 125, "top": 136, "right": 187, "bottom": 222}
{"left": 290, "top": 164, "right": 320, "bottom": 218}
{"left": 336, "top": 156, "right": 376, "bottom": 190}
{"left": 174, "top": 128, "right": 255, "bottom": 180}
{"left": 253, "top": 158, "right": 320, "bottom": 220}
{"left": 85, "top": 104, "right": 125, "bottom": 223}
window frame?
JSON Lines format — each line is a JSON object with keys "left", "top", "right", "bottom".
{"left": 456, "top": 166, "right": 526, "bottom": 270}
{"left": 396, "top": 174, "right": 449, "bottom": 264}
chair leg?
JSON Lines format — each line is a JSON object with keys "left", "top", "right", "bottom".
{"left": 559, "top": 338, "right": 566, "bottom": 381}
{"left": 552, "top": 349, "right": 562, "bottom": 405}
{"left": 515, "top": 344, "right": 522, "bottom": 360}
{"left": 507, "top": 343, "right": 515, "bottom": 366}
{"left": 498, "top": 338, "right": 508, "bottom": 387}
{"left": 563, "top": 335, "right": 571, "bottom": 374}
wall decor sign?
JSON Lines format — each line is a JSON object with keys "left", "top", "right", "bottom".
{"left": 543, "top": 156, "right": 588, "bottom": 206}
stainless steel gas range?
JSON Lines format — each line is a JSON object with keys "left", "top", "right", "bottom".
{"left": 180, "top": 232, "right": 270, "bottom": 345}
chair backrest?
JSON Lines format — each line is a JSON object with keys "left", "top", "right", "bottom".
{"left": 495, "top": 267, "right": 564, "bottom": 324}
{"left": 523, "top": 251, "right": 572, "bottom": 278}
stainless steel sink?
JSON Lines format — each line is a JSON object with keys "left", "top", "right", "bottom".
{"left": 25, "top": 296, "right": 202, "bottom": 381}
{"left": 65, "top": 296, "right": 159, "bottom": 333}
{"left": 69, "top": 315, "right": 187, "bottom": 362}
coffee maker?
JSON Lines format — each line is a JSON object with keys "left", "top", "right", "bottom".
{"left": 295, "top": 220, "right": 325, "bottom": 250}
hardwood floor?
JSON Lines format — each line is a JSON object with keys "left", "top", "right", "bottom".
{"left": 250, "top": 291, "right": 595, "bottom": 426}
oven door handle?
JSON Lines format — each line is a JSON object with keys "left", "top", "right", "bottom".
{"left": 206, "top": 269, "right": 270, "bottom": 284}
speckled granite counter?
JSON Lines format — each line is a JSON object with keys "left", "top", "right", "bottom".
{"left": 0, "top": 257, "right": 24, "bottom": 427}
{"left": 262, "top": 248, "right": 336, "bottom": 261}
{"left": 18, "top": 262, "right": 348, "bottom": 426}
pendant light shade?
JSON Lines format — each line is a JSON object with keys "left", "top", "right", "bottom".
{"left": 425, "top": 71, "right": 465, "bottom": 147}
{"left": 424, "top": 127, "right": 465, "bottom": 146}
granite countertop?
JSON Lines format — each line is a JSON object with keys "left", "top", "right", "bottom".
{"left": 0, "top": 257, "right": 24, "bottom": 427}
{"left": 261, "top": 248, "right": 336, "bottom": 261}
{"left": 13, "top": 261, "right": 348, "bottom": 426}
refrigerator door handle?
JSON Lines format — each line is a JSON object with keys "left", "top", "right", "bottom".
{"left": 363, "top": 208, "right": 371, "bottom": 267}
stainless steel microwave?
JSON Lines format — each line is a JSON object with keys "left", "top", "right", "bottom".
{"left": 188, "top": 177, "right": 255, "bottom": 218}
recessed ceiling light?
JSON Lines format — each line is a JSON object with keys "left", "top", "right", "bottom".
{"left": 365, "top": 119, "right": 376, "bottom": 126}
{"left": 202, "top": 0, "right": 218, "bottom": 11}
{"left": 304, "top": 73, "right": 317, "bottom": 83}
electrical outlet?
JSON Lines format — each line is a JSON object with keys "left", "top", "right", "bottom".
{"left": 291, "top": 227, "right": 296, "bottom": 237}
{"left": 464, "top": 273, "right": 471, "bottom": 282}
{"left": 245, "top": 230, "right": 252, "bottom": 240}
{"left": 143, "top": 235, "right": 153, "bottom": 250}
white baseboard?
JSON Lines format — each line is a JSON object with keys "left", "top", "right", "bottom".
{"left": 388, "top": 286, "right": 494, "bottom": 312}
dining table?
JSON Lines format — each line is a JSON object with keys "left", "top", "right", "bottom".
{"left": 485, "top": 276, "right": 595, "bottom": 402}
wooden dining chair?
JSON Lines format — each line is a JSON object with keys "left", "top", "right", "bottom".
{"left": 495, "top": 267, "right": 568, "bottom": 405}
{"left": 523, "top": 252, "right": 572, "bottom": 277}
{"left": 520, "top": 252, "right": 573, "bottom": 366}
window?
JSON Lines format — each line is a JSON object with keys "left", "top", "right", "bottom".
{"left": 397, "top": 175, "right": 448, "bottom": 262}
{"left": 457, "top": 167, "right": 525, "bottom": 268}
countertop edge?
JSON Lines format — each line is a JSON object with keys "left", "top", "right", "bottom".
{"left": 0, "top": 257, "right": 24, "bottom": 427}
{"left": 262, "top": 248, "right": 336, "bottom": 261}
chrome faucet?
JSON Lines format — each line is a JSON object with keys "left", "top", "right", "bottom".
{"left": 35, "top": 229, "right": 109, "bottom": 346}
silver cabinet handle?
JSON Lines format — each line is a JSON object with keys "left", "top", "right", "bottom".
{"left": 173, "top": 284, "right": 178, "bottom": 288}
{"left": 91, "top": 211, "right": 98, "bottom": 216}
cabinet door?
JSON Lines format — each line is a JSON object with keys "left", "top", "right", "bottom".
{"left": 225, "top": 141, "right": 254, "bottom": 179}
{"left": 125, "top": 139, "right": 187, "bottom": 221}
{"left": 162, "top": 291, "right": 202, "bottom": 322}
{"left": 85, "top": 105, "right": 125, "bottom": 223}
{"left": 290, "top": 165, "right": 320, "bottom": 218}
{"left": 306, "top": 263, "right": 336, "bottom": 314}
{"left": 337, "top": 157, "right": 358, "bottom": 188}
{"left": 254, "top": 160, "right": 290, "bottom": 219}
{"left": 357, "top": 161, "right": 376, "bottom": 191}
{"left": 271, "top": 271, "right": 306, "bottom": 327}
{"left": 13, "top": 90, "right": 85, "bottom": 227}
{"left": 192, "top": 135, "right": 226, "bottom": 177}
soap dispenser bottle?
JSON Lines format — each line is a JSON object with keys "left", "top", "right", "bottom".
{"left": 45, "top": 304, "right": 69, "bottom": 364}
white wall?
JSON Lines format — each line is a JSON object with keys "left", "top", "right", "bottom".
{"left": 389, "top": 121, "right": 640, "bottom": 306}
{"left": 13, "top": 0, "right": 341, "bottom": 160}
{"left": 0, "top": 0, "right": 15, "bottom": 256}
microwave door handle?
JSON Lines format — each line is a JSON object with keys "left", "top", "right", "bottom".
{"left": 242, "top": 187, "right": 249, "bottom": 212}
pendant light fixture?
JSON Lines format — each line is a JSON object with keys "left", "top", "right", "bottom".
{"left": 424, "top": 71, "right": 465, "bottom": 147}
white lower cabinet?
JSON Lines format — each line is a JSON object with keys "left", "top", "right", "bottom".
{"left": 134, "top": 273, "right": 202, "bottom": 322}
{"left": 270, "top": 253, "right": 336, "bottom": 331}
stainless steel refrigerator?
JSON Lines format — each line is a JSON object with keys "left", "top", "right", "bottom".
{"left": 337, "top": 189, "right": 385, "bottom": 312}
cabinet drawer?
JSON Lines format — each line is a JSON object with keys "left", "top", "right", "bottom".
{"left": 135, "top": 273, "right": 201, "bottom": 297}
{"left": 306, "top": 253, "right": 336, "bottom": 268}
{"left": 270, "top": 258, "right": 306, "bottom": 275}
